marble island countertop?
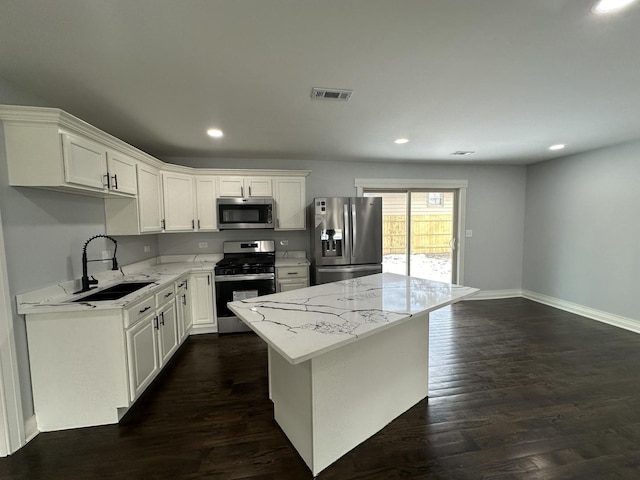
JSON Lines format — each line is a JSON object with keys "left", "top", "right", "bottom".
{"left": 17, "top": 254, "right": 223, "bottom": 315}
{"left": 228, "top": 273, "right": 478, "bottom": 364}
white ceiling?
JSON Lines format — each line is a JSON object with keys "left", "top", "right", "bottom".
{"left": 1, "top": 0, "right": 639, "bottom": 165}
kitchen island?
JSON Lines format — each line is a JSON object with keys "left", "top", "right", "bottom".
{"left": 227, "top": 272, "right": 478, "bottom": 475}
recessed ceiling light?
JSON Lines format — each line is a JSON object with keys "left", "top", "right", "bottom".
{"left": 207, "top": 128, "right": 223, "bottom": 138}
{"left": 394, "top": 138, "right": 409, "bottom": 144}
{"left": 549, "top": 144, "right": 566, "bottom": 151}
{"left": 592, "top": 0, "right": 637, "bottom": 14}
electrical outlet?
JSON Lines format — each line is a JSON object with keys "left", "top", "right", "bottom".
{"left": 465, "top": 230, "right": 473, "bottom": 238}
{"left": 280, "top": 240, "right": 289, "bottom": 246}
{"left": 102, "top": 250, "right": 111, "bottom": 264}
{"left": 144, "top": 245, "right": 151, "bottom": 253}
{"left": 198, "top": 242, "right": 208, "bottom": 248}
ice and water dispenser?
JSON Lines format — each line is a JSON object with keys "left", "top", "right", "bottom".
{"left": 314, "top": 198, "right": 343, "bottom": 259}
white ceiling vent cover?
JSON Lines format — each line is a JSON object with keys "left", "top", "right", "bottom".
{"left": 311, "top": 87, "right": 353, "bottom": 101}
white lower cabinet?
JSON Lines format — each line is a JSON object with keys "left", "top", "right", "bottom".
{"left": 176, "top": 277, "right": 192, "bottom": 342}
{"left": 24, "top": 269, "right": 215, "bottom": 432}
{"left": 190, "top": 272, "right": 217, "bottom": 333}
{"left": 276, "top": 265, "right": 310, "bottom": 292}
{"left": 126, "top": 313, "right": 160, "bottom": 401}
{"left": 157, "top": 302, "right": 178, "bottom": 365}
{"left": 126, "top": 284, "right": 178, "bottom": 402}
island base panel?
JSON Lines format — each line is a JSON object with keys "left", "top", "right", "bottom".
{"left": 270, "top": 314, "right": 429, "bottom": 475}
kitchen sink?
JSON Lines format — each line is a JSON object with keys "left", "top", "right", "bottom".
{"left": 72, "top": 281, "right": 154, "bottom": 302}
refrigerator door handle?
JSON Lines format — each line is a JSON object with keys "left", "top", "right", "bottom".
{"left": 343, "top": 202, "right": 351, "bottom": 263}
{"left": 351, "top": 203, "right": 357, "bottom": 261}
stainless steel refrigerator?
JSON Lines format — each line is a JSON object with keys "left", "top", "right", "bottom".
{"left": 311, "top": 197, "right": 383, "bottom": 284}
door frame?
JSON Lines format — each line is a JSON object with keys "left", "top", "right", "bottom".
{"left": 355, "top": 178, "right": 468, "bottom": 285}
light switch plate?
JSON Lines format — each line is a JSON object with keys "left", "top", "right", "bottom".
{"left": 198, "top": 242, "right": 208, "bottom": 248}
{"left": 465, "top": 230, "right": 473, "bottom": 238}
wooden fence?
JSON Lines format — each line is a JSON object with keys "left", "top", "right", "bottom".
{"left": 383, "top": 214, "right": 453, "bottom": 255}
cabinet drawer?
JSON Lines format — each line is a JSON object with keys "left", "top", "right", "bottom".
{"left": 175, "top": 277, "right": 188, "bottom": 292}
{"left": 125, "top": 297, "right": 155, "bottom": 328}
{"left": 155, "top": 284, "right": 176, "bottom": 307}
{"left": 277, "top": 266, "right": 308, "bottom": 279}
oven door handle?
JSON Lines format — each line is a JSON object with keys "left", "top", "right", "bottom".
{"left": 214, "top": 273, "right": 275, "bottom": 282}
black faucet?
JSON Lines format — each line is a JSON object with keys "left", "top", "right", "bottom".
{"left": 78, "top": 234, "right": 119, "bottom": 293}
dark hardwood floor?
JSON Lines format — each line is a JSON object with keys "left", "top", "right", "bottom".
{"left": 2, "top": 298, "right": 640, "bottom": 479}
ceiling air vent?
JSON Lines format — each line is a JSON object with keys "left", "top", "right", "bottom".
{"left": 451, "top": 151, "right": 476, "bottom": 156}
{"left": 311, "top": 87, "right": 353, "bottom": 101}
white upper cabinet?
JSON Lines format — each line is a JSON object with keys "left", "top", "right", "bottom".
{"left": 106, "top": 151, "right": 137, "bottom": 195}
{"left": 1, "top": 106, "right": 311, "bottom": 234}
{"left": 161, "top": 172, "right": 195, "bottom": 232}
{"left": 195, "top": 176, "right": 218, "bottom": 231}
{"left": 138, "top": 163, "right": 164, "bottom": 233}
{"left": 274, "top": 177, "right": 306, "bottom": 230}
{"left": 0, "top": 106, "right": 140, "bottom": 197}
{"left": 61, "top": 133, "right": 109, "bottom": 190}
{"left": 217, "top": 176, "right": 273, "bottom": 198}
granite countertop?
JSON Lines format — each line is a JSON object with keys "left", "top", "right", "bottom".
{"left": 274, "top": 258, "right": 310, "bottom": 267}
{"left": 17, "top": 254, "right": 222, "bottom": 315}
{"left": 228, "top": 272, "right": 478, "bottom": 364}
{"left": 275, "top": 251, "right": 310, "bottom": 267}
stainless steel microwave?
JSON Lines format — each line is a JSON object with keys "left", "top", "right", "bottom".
{"left": 217, "top": 198, "right": 274, "bottom": 229}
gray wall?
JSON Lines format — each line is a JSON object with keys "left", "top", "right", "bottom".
{"left": 165, "top": 156, "right": 528, "bottom": 291}
{"left": 523, "top": 140, "right": 640, "bottom": 319}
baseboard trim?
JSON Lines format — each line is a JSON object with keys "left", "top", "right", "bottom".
{"left": 521, "top": 290, "right": 640, "bottom": 334}
{"left": 24, "top": 415, "right": 38, "bottom": 443}
{"left": 189, "top": 324, "right": 218, "bottom": 335}
{"left": 466, "top": 289, "right": 523, "bottom": 300}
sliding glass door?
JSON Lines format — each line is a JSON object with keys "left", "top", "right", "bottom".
{"left": 364, "top": 189, "right": 459, "bottom": 283}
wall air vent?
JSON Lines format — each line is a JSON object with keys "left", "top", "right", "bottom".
{"left": 451, "top": 151, "right": 476, "bottom": 156}
{"left": 311, "top": 87, "right": 353, "bottom": 101}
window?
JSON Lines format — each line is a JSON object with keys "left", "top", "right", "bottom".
{"left": 355, "top": 178, "right": 468, "bottom": 284}
{"left": 428, "top": 192, "right": 444, "bottom": 206}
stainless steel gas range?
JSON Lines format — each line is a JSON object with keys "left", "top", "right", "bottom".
{"left": 214, "top": 240, "right": 276, "bottom": 333}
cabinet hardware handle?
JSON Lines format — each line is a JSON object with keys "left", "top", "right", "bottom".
{"left": 112, "top": 174, "right": 118, "bottom": 190}
{"left": 198, "top": 219, "right": 201, "bottom": 229}
{"left": 160, "top": 311, "right": 165, "bottom": 325}
{"left": 164, "top": 292, "right": 172, "bottom": 298}
{"left": 249, "top": 185, "right": 252, "bottom": 196}
{"left": 192, "top": 219, "right": 195, "bottom": 230}
{"left": 185, "top": 280, "right": 188, "bottom": 290}
{"left": 287, "top": 272, "right": 298, "bottom": 275}
{"left": 139, "top": 306, "right": 151, "bottom": 314}
{"left": 154, "top": 316, "right": 159, "bottom": 330}
{"left": 241, "top": 186, "right": 244, "bottom": 197}
{"left": 178, "top": 282, "right": 185, "bottom": 288}
{"left": 103, "top": 173, "right": 110, "bottom": 189}
{"left": 207, "top": 275, "right": 210, "bottom": 285}
{"left": 161, "top": 219, "right": 166, "bottom": 229}
{"left": 182, "top": 294, "right": 187, "bottom": 305}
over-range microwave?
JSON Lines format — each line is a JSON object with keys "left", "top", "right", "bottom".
{"left": 217, "top": 198, "right": 274, "bottom": 229}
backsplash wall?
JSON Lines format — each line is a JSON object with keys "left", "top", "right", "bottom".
{"left": 158, "top": 229, "right": 308, "bottom": 256}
